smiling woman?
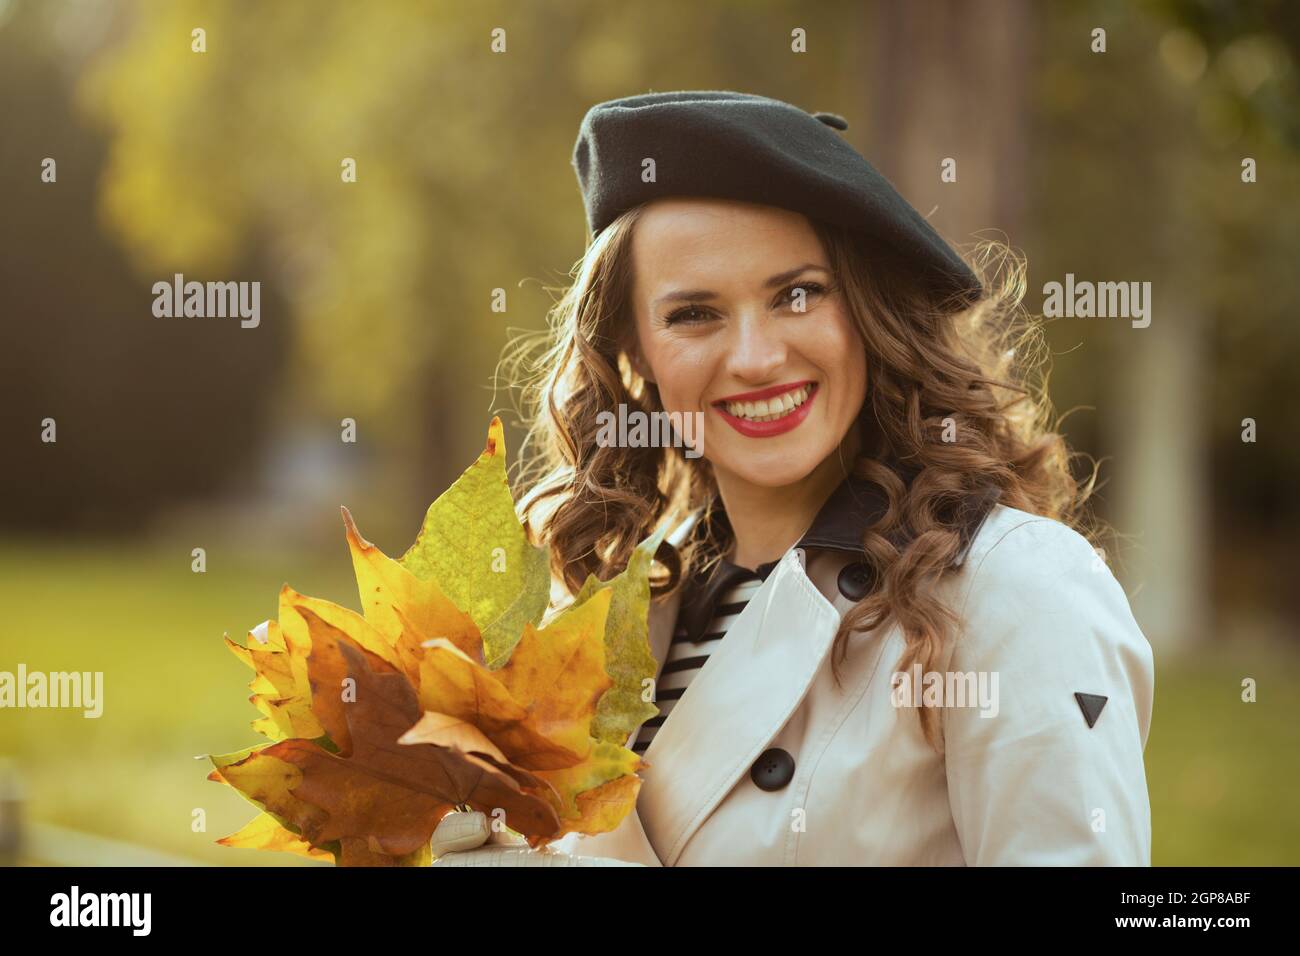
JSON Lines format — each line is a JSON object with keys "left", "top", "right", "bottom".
{"left": 621, "top": 198, "right": 869, "bottom": 557}
{"left": 477, "top": 90, "right": 1155, "bottom": 867}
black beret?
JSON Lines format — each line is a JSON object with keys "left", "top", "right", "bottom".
{"left": 572, "top": 90, "right": 982, "bottom": 306}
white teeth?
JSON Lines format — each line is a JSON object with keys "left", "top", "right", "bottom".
{"left": 722, "top": 385, "right": 813, "bottom": 421}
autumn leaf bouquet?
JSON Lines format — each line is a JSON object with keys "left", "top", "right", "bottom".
{"left": 206, "top": 418, "right": 664, "bottom": 866}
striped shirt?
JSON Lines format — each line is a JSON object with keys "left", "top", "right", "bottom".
{"left": 632, "top": 572, "right": 765, "bottom": 755}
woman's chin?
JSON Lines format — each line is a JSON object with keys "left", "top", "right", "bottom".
{"left": 710, "top": 452, "right": 827, "bottom": 490}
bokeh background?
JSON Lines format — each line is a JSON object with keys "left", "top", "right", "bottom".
{"left": 1, "top": 0, "right": 1297, "bottom": 866}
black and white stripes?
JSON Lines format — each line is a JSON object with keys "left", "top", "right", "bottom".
{"left": 632, "top": 574, "right": 764, "bottom": 754}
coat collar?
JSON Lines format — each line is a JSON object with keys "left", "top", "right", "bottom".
{"left": 675, "top": 471, "right": 893, "bottom": 645}
{"left": 674, "top": 468, "right": 1001, "bottom": 646}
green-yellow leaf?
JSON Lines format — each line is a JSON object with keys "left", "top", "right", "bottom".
{"left": 398, "top": 417, "right": 549, "bottom": 666}
{"left": 573, "top": 521, "right": 670, "bottom": 744}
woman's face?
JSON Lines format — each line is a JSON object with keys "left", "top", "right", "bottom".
{"left": 627, "top": 197, "right": 868, "bottom": 490}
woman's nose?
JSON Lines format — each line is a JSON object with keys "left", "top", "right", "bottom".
{"left": 726, "top": 313, "right": 788, "bottom": 381}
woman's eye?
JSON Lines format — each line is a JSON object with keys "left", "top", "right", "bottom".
{"left": 777, "top": 281, "right": 826, "bottom": 311}
{"left": 662, "top": 282, "right": 826, "bottom": 324}
{"left": 664, "top": 306, "right": 713, "bottom": 325}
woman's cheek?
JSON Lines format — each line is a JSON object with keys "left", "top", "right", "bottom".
{"left": 824, "top": 308, "right": 868, "bottom": 398}
{"left": 659, "top": 349, "right": 710, "bottom": 414}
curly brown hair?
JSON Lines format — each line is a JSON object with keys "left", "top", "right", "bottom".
{"left": 502, "top": 203, "right": 1104, "bottom": 754}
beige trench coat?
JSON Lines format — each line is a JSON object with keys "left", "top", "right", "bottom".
{"left": 558, "top": 502, "right": 1155, "bottom": 866}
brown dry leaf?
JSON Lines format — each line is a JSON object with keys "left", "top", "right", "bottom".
{"left": 289, "top": 633, "right": 561, "bottom": 852}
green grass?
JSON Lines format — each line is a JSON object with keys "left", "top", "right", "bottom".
{"left": 1145, "top": 639, "right": 1300, "bottom": 865}
{"left": 0, "top": 540, "right": 357, "bottom": 866}
{"left": 1, "top": 542, "right": 1296, "bottom": 865}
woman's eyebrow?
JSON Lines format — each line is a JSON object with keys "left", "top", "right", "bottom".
{"left": 652, "top": 263, "right": 830, "bottom": 309}
{"left": 762, "top": 263, "right": 830, "bottom": 288}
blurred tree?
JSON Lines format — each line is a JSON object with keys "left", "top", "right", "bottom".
{"left": 0, "top": 0, "right": 288, "bottom": 533}
{"left": 1032, "top": 0, "right": 1300, "bottom": 648}
{"left": 869, "top": 0, "right": 1033, "bottom": 242}
{"left": 67, "top": 0, "right": 867, "bottom": 546}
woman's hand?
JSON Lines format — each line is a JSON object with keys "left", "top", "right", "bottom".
{"left": 429, "top": 811, "right": 643, "bottom": 867}
{"left": 430, "top": 809, "right": 523, "bottom": 858}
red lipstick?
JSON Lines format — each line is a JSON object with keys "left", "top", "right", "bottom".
{"left": 712, "top": 381, "right": 818, "bottom": 438}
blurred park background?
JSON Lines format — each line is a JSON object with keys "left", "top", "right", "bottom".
{"left": 1, "top": 0, "right": 1297, "bottom": 865}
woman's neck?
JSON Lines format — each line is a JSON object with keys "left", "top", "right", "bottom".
{"left": 716, "top": 426, "right": 863, "bottom": 571}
